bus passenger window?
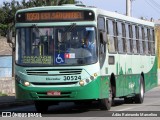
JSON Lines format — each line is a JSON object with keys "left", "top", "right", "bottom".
{"left": 147, "top": 29, "right": 151, "bottom": 54}
{"left": 139, "top": 26, "right": 143, "bottom": 54}
{"left": 144, "top": 28, "right": 148, "bottom": 54}
{"left": 113, "top": 21, "right": 118, "bottom": 52}
{"left": 132, "top": 25, "right": 137, "bottom": 54}
{"left": 98, "top": 17, "right": 105, "bottom": 30}
{"left": 126, "top": 24, "right": 131, "bottom": 53}
{"left": 151, "top": 29, "right": 155, "bottom": 55}
{"left": 122, "top": 23, "right": 126, "bottom": 53}
{"left": 128, "top": 25, "right": 133, "bottom": 53}
{"left": 107, "top": 20, "right": 116, "bottom": 52}
{"left": 117, "top": 22, "right": 126, "bottom": 53}
{"left": 135, "top": 26, "right": 139, "bottom": 53}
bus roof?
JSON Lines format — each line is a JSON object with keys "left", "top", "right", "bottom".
{"left": 16, "top": 4, "right": 154, "bottom": 27}
{"left": 95, "top": 8, "right": 154, "bottom": 27}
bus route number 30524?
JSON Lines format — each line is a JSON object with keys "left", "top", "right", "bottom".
{"left": 64, "top": 76, "right": 81, "bottom": 81}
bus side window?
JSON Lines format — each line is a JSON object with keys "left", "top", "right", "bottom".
{"left": 129, "top": 24, "right": 133, "bottom": 53}
{"left": 113, "top": 21, "right": 118, "bottom": 52}
{"left": 144, "top": 27, "right": 148, "bottom": 55}
{"left": 122, "top": 23, "right": 126, "bottom": 53}
{"left": 142, "top": 27, "right": 146, "bottom": 55}
{"left": 132, "top": 25, "right": 137, "bottom": 54}
{"left": 117, "top": 21, "right": 125, "bottom": 53}
{"left": 135, "top": 26, "right": 139, "bottom": 53}
{"left": 147, "top": 28, "right": 151, "bottom": 54}
{"left": 139, "top": 26, "right": 143, "bottom": 54}
{"left": 98, "top": 17, "right": 105, "bottom": 30}
{"left": 107, "top": 19, "right": 116, "bottom": 52}
{"left": 151, "top": 29, "right": 155, "bottom": 55}
{"left": 98, "top": 17, "right": 106, "bottom": 54}
{"left": 126, "top": 24, "right": 131, "bottom": 53}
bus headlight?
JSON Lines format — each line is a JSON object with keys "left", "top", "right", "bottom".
{"left": 79, "top": 80, "right": 85, "bottom": 86}
{"left": 15, "top": 75, "right": 30, "bottom": 86}
{"left": 24, "top": 81, "right": 30, "bottom": 86}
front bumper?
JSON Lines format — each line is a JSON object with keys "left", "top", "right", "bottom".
{"left": 15, "top": 77, "right": 104, "bottom": 101}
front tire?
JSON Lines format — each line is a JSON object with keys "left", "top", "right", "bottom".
{"left": 100, "top": 83, "right": 112, "bottom": 110}
{"left": 134, "top": 76, "right": 144, "bottom": 103}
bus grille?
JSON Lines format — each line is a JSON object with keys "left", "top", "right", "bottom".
{"left": 31, "top": 81, "right": 78, "bottom": 85}
{"left": 26, "top": 69, "right": 82, "bottom": 76}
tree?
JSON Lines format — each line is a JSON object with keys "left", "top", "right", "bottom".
{"left": 0, "top": 0, "right": 75, "bottom": 37}
{"left": 0, "top": 0, "right": 20, "bottom": 36}
{"left": 46, "top": 0, "right": 75, "bottom": 5}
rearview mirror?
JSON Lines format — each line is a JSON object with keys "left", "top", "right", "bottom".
{"left": 99, "top": 31, "right": 107, "bottom": 44}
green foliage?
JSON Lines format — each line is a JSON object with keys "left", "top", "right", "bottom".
{"left": 0, "top": 92, "right": 8, "bottom": 96}
{"left": 0, "top": 0, "right": 75, "bottom": 37}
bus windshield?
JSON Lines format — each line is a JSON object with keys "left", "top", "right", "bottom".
{"left": 16, "top": 26, "right": 97, "bottom": 66}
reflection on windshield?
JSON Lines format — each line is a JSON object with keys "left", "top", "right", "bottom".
{"left": 16, "top": 26, "right": 97, "bottom": 66}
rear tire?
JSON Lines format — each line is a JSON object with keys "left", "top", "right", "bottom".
{"left": 124, "top": 97, "right": 134, "bottom": 104}
{"left": 134, "top": 76, "right": 144, "bottom": 103}
{"left": 100, "top": 83, "right": 112, "bottom": 110}
{"left": 34, "top": 101, "right": 48, "bottom": 113}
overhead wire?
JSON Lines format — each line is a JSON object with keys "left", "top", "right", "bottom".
{"left": 145, "top": 0, "right": 160, "bottom": 13}
{"left": 150, "top": 0, "right": 160, "bottom": 9}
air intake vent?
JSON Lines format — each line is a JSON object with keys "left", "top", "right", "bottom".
{"left": 31, "top": 81, "right": 78, "bottom": 85}
{"left": 26, "top": 69, "right": 82, "bottom": 76}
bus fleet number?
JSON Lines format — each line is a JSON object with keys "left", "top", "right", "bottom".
{"left": 64, "top": 76, "right": 81, "bottom": 81}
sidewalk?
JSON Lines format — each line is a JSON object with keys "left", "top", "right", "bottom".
{"left": 0, "top": 96, "right": 33, "bottom": 110}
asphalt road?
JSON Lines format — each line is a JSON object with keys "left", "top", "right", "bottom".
{"left": 1, "top": 86, "right": 160, "bottom": 119}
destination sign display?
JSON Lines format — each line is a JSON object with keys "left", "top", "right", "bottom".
{"left": 22, "top": 56, "right": 52, "bottom": 65}
{"left": 26, "top": 11, "right": 83, "bottom": 21}
{"left": 16, "top": 10, "right": 95, "bottom": 22}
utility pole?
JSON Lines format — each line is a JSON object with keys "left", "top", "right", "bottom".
{"left": 126, "top": 0, "right": 131, "bottom": 16}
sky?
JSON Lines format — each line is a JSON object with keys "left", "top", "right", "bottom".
{"left": 1, "top": 0, "right": 160, "bottom": 20}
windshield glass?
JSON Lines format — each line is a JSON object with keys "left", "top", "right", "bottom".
{"left": 16, "top": 26, "right": 97, "bottom": 66}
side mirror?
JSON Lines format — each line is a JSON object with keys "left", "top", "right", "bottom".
{"left": 7, "top": 29, "right": 13, "bottom": 43}
{"left": 99, "top": 31, "right": 107, "bottom": 44}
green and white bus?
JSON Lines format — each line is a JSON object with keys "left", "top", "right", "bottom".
{"left": 11, "top": 4, "right": 157, "bottom": 112}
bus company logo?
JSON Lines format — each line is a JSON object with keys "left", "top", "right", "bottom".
{"left": 46, "top": 78, "right": 60, "bottom": 81}
{"left": 2, "top": 112, "right": 11, "bottom": 117}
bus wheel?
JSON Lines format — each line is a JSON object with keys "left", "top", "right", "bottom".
{"left": 34, "top": 101, "right": 48, "bottom": 113}
{"left": 134, "top": 76, "right": 144, "bottom": 104}
{"left": 100, "top": 83, "right": 112, "bottom": 110}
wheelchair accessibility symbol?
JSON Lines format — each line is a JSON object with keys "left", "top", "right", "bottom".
{"left": 55, "top": 53, "right": 64, "bottom": 64}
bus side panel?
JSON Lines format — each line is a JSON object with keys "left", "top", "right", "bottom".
{"left": 144, "top": 56, "right": 158, "bottom": 92}
{"left": 100, "top": 76, "right": 110, "bottom": 99}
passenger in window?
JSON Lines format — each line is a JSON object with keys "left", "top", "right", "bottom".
{"left": 82, "top": 31, "right": 95, "bottom": 51}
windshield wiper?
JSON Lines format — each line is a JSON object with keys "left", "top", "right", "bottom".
{"left": 62, "top": 23, "right": 76, "bottom": 41}
{"left": 67, "top": 23, "right": 76, "bottom": 32}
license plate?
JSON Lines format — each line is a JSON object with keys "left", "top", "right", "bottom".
{"left": 47, "top": 91, "right": 61, "bottom": 96}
